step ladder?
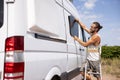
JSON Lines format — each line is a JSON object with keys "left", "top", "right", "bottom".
{"left": 84, "top": 61, "right": 102, "bottom": 80}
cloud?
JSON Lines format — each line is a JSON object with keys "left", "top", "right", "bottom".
{"left": 78, "top": 0, "right": 86, "bottom": 2}
{"left": 84, "top": 14, "right": 101, "bottom": 19}
{"left": 75, "top": 0, "right": 103, "bottom": 23}
{"left": 84, "top": 0, "right": 97, "bottom": 10}
{"left": 79, "top": 13, "right": 103, "bottom": 23}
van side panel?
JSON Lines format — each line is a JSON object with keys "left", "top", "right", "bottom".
{"left": 7, "top": 0, "right": 27, "bottom": 37}
{"left": 63, "top": 0, "right": 81, "bottom": 73}
{"left": 27, "top": 0, "right": 66, "bottom": 40}
{"left": 24, "top": 0, "right": 68, "bottom": 80}
{"left": 0, "top": 0, "right": 7, "bottom": 51}
{"left": 0, "top": 0, "right": 7, "bottom": 80}
{"left": 64, "top": 10, "right": 78, "bottom": 72}
{"left": 63, "top": 0, "right": 87, "bottom": 79}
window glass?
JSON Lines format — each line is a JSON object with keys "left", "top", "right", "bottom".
{"left": 81, "top": 27, "right": 86, "bottom": 42}
{"left": 69, "top": 0, "right": 73, "bottom": 3}
{"left": 78, "top": 25, "right": 86, "bottom": 42}
{"left": 0, "top": 0, "right": 3, "bottom": 27}
{"left": 68, "top": 16, "right": 79, "bottom": 37}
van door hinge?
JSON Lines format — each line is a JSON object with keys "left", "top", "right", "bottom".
{"left": 6, "top": 0, "right": 15, "bottom": 3}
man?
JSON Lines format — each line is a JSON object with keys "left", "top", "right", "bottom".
{"left": 73, "top": 19, "right": 102, "bottom": 80}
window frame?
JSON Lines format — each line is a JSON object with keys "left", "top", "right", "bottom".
{"left": 68, "top": 15, "right": 79, "bottom": 37}
{"left": 80, "top": 27, "right": 86, "bottom": 42}
{"left": 68, "top": 15, "right": 86, "bottom": 42}
{"left": 0, "top": 0, "right": 4, "bottom": 28}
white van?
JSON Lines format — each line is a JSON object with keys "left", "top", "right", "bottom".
{"left": 0, "top": 0, "right": 87, "bottom": 80}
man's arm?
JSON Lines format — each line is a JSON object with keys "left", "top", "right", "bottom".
{"left": 73, "top": 35, "right": 98, "bottom": 47}
{"left": 75, "top": 18, "right": 91, "bottom": 34}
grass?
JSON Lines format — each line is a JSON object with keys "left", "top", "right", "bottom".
{"left": 101, "top": 58, "right": 120, "bottom": 78}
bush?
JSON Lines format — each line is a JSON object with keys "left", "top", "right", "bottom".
{"left": 101, "top": 46, "right": 120, "bottom": 59}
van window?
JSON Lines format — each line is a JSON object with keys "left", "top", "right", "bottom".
{"left": 68, "top": 16, "right": 79, "bottom": 37}
{"left": 0, "top": 0, "right": 3, "bottom": 28}
{"left": 69, "top": 0, "right": 73, "bottom": 3}
{"left": 80, "top": 27, "right": 86, "bottom": 42}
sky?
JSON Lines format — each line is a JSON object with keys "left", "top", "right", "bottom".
{"left": 72, "top": 0, "right": 120, "bottom": 46}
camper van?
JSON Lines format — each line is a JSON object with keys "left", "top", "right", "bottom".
{"left": 0, "top": 0, "right": 87, "bottom": 80}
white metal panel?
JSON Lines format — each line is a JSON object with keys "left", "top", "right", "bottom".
{"left": 0, "top": 52, "right": 4, "bottom": 80}
{"left": 27, "top": 0, "right": 66, "bottom": 40}
{"left": 45, "top": 67, "right": 61, "bottom": 80}
{"left": 0, "top": 0, "right": 7, "bottom": 51}
{"left": 6, "top": 0, "right": 15, "bottom": 3}
{"left": 0, "top": 0, "right": 8, "bottom": 79}
{"left": 24, "top": 36, "right": 67, "bottom": 52}
{"left": 24, "top": 52, "right": 67, "bottom": 80}
{"left": 63, "top": 0, "right": 87, "bottom": 69}
{"left": 55, "top": 0, "right": 63, "bottom": 3}
{"left": 7, "top": 0, "right": 27, "bottom": 37}
{"left": 24, "top": 0, "right": 68, "bottom": 79}
{"left": 64, "top": 11, "right": 76, "bottom": 53}
{"left": 76, "top": 26, "right": 83, "bottom": 67}
{"left": 26, "top": 0, "right": 36, "bottom": 29}
{"left": 63, "top": 0, "right": 79, "bottom": 18}
{"left": 78, "top": 25, "right": 87, "bottom": 66}
{"left": 64, "top": 9, "right": 77, "bottom": 72}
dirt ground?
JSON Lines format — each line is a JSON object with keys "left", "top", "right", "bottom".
{"left": 72, "top": 73, "right": 120, "bottom": 80}
{"left": 72, "top": 68, "right": 120, "bottom": 80}
{"left": 72, "top": 58, "right": 120, "bottom": 80}
{"left": 102, "top": 74, "right": 120, "bottom": 80}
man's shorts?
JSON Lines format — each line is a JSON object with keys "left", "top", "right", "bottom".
{"left": 80, "top": 59, "right": 100, "bottom": 78}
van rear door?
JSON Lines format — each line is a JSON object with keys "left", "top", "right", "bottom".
{"left": 0, "top": 0, "right": 8, "bottom": 79}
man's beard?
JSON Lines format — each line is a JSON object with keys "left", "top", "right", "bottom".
{"left": 90, "top": 30, "right": 95, "bottom": 33}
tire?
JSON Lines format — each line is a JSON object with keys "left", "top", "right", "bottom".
{"left": 51, "top": 75, "right": 61, "bottom": 80}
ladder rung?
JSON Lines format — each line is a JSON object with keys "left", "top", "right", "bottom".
{"left": 87, "top": 72, "right": 100, "bottom": 74}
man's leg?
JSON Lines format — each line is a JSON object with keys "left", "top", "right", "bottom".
{"left": 92, "top": 60, "right": 101, "bottom": 80}
{"left": 80, "top": 71, "right": 92, "bottom": 80}
{"left": 86, "top": 73, "right": 92, "bottom": 80}
{"left": 97, "top": 77, "right": 101, "bottom": 80}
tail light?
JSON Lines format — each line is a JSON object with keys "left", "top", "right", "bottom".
{"left": 4, "top": 36, "right": 24, "bottom": 80}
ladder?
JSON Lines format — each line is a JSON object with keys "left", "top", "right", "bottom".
{"left": 84, "top": 61, "right": 102, "bottom": 80}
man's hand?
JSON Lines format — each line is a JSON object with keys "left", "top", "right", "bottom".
{"left": 73, "top": 36, "right": 78, "bottom": 41}
{"left": 74, "top": 18, "right": 79, "bottom": 23}
{"left": 75, "top": 18, "right": 90, "bottom": 34}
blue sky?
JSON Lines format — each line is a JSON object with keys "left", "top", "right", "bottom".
{"left": 72, "top": 0, "right": 120, "bottom": 46}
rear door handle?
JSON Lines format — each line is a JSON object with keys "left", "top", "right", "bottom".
{"left": 6, "top": 0, "right": 15, "bottom": 3}
{"left": 79, "top": 48, "right": 85, "bottom": 51}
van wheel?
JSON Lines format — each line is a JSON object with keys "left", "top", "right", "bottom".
{"left": 51, "top": 75, "right": 61, "bottom": 80}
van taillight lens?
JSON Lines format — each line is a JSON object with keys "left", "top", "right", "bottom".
{"left": 4, "top": 36, "right": 24, "bottom": 80}
{"left": 5, "top": 36, "right": 24, "bottom": 51}
{"left": 4, "top": 62, "right": 24, "bottom": 73}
